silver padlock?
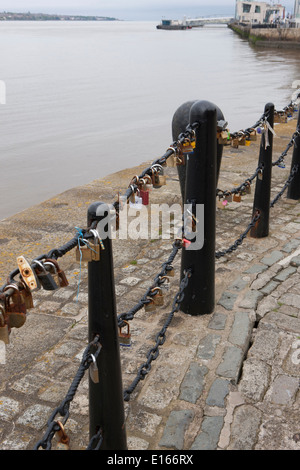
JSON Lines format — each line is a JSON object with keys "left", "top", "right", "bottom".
{"left": 89, "top": 354, "right": 100, "bottom": 384}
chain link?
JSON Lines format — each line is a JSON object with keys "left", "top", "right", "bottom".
{"left": 270, "top": 164, "right": 299, "bottom": 208}
{"left": 33, "top": 336, "right": 101, "bottom": 450}
{"left": 215, "top": 211, "right": 260, "bottom": 259}
{"left": 117, "top": 240, "right": 182, "bottom": 328}
{"left": 123, "top": 268, "right": 192, "bottom": 402}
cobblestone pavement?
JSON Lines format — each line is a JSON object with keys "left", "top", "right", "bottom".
{"left": 0, "top": 117, "right": 299, "bottom": 451}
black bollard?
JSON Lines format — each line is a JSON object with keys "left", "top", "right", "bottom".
{"left": 172, "top": 100, "right": 225, "bottom": 203}
{"left": 180, "top": 100, "right": 218, "bottom": 316}
{"left": 87, "top": 202, "right": 127, "bottom": 450}
{"left": 287, "top": 110, "right": 300, "bottom": 200}
{"left": 250, "top": 103, "right": 274, "bottom": 238}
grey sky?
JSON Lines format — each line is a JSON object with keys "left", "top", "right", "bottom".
{"left": 0, "top": 1, "right": 295, "bottom": 20}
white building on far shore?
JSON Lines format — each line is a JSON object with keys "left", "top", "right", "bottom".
{"left": 235, "top": 1, "right": 285, "bottom": 24}
{"left": 294, "top": 0, "right": 300, "bottom": 25}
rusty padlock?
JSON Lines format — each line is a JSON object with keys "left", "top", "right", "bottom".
{"left": 0, "top": 304, "right": 9, "bottom": 344}
{"left": 55, "top": 421, "right": 70, "bottom": 450}
{"left": 44, "top": 259, "right": 69, "bottom": 288}
{"left": 18, "top": 280, "right": 34, "bottom": 309}
{"left": 4, "top": 284, "right": 27, "bottom": 329}
{"left": 233, "top": 193, "right": 242, "bottom": 203}
{"left": 17, "top": 256, "right": 41, "bottom": 291}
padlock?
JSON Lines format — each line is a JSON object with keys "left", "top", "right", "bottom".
{"left": 33, "top": 260, "right": 59, "bottom": 291}
{"left": 138, "top": 180, "right": 150, "bottom": 206}
{"left": 238, "top": 135, "right": 246, "bottom": 146}
{"left": 118, "top": 321, "right": 131, "bottom": 347}
{"left": 0, "top": 305, "right": 9, "bottom": 344}
{"left": 44, "top": 259, "right": 69, "bottom": 288}
{"left": 144, "top": 297, "right": 156, "bottom": 312}
{"left": 17, "top": 256, "right": 41, "bottom": 291}
{"left": 217, "top": 198, "right": 227, "bottom": 210}
{"left": 152, "top": 167, "right": 167, "bottom": 188}
{"left": 76, "top": 236, "right": 101, "bottom": 263}
{"left": 159, "top": 276, "right": 170, "bottom": 294}
{"left": 249, "top": 129, "right": 257, "bottom": 141}
{"left": 4, "top": 285, "right": 27, "bottom": 329}
{"left": 18, "top": 281, "right": 34, "bottom": 309}
{"left": 226, "top": 193, "right": 233, "bottom": 202}
{"left": 233, "top": 193, "right": 241, "bottom": 203}
{"left": 166, "top": 265, "right": 175, "bottom": 277}
{"left": 182, "top": 133, "right": 196, "bottom": 153}
{"left": 231, "top": 138, "right": 239, "bottom": 148}
{"left": 258, "top": 169, "right": 263, "bottom": 181}
{"left": 89, "top": 354, "right": 100, "bottom": 383}
{"left": 151, "top": 287, "right": 164, "bottom": 306}
{"left": 218, "top": 130, "right": 229, "bottom": 145}
{"left": 142, "top": 175, "right": 153, "bottom": 192}
{"left": 245, "top": 183, "right": 251, "bottom": 194}
{"left": 55, "top": 421, "right": 70, "bottom": 450}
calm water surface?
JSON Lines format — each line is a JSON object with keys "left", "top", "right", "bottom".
{"left": 0, "top": 21, "right": 300, "bottom": 220}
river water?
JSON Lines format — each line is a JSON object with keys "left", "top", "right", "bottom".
{"left": 0, "top": 20, "right": 300, "bottom": 221}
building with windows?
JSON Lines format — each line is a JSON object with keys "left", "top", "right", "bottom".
{"left": 235, "top": 1, "right": 285, "bottom": 24}
{"left": 294, "top": 0, "right": 300, "bottom": 25}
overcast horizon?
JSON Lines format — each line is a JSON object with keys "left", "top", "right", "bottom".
{"left": 0, "top": 1, "right": 296, "bottom": 20}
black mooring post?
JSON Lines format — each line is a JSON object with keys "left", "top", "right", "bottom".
{"left": 172, "top": 100, "right": 225, "bottom": 203}
{"left": 250, "top": 103, "right": 274, "bottom": 238}
{"left": 180, "top": 100, "right": 218, "bottom": 316}
{"left": 87, "top": 202, "right": 127, "bottom": 450}
{"left": 287, "top": 110, "right": 300, "bottom": 200}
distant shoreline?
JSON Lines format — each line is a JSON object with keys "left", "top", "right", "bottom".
{"left": 0, "top": 12, "right": 118, "bottom": 21}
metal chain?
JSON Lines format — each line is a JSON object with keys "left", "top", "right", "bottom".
{"left": 86, "top": 427, "right": 104, "bottom": 450}
{"left": 123, "top": 268, "right": 192, "bottom": 402}
{"left": 33, "top": 336, "right": 101, "bottom": 450}
{"left": 215, "top": 211, "right": 260, "bottom": 259}
{"left": 216, "top": 164, "right": 263, "bottom": 199}
{"left": 270, "top": 164, "right": 299, "bottom": 208}
{"left": 272, "top": 128, "right": 300, "bottom": 167}
{"left": 117, "top": 240, "right": 182, "bottom": 328}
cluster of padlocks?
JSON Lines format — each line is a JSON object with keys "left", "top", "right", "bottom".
{"left": 118, "top": 266, "right": 175, "bottom": 347}
{"left": 0, "top": 256, "right": 69, "bottom": 345}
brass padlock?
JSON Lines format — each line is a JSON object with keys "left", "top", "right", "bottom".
{"left": 151, "top": 287, "right": 164, "bottom": 306}
{"left": 144, "top": 297, "right": 156, "bottom": 312}
{"left": 17, "top": 256, "right": 41, "bottom": 291}
{"left": 118, "top": 321, "right": 131, "bottom": 347}
{"left": 152, "top": 166, "right": 167, "bottom": 188}
{"left": 4, "top": 285, "right": 27, "bottom": 329}
{"left": 238, "top": 135, "right": 246, "bottom": 146}
{"left": 76, "top": 233, "right": 101, "bottom": 262}
{"left": 218, "top": 130, "right": 229, "bottom": 145}
{"left": 166, "top": 265, "right": 175, "bottom": 277}
{"left": 166, "top": 147, "right": 179, "bottom": 167}
{"left": 231, "top": 138, "right": 239, "bottom": 148}
{"left": 249, "top": 129, "right": 257, "bottom": 141}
